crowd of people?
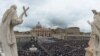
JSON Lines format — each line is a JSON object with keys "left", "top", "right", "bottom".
{"left": 17, "top": 37, "right": 89, "bottom": 56}
{"left": 42, "top": 38, "right": 89, "bottom": 56}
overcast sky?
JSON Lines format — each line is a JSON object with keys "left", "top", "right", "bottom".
{"left": 0, "top": 0, "right": 100, "bottom": 32}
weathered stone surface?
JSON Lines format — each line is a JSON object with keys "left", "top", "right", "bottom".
{"left": 85, "top": 10, "right": 100, "bottom": 56}
{"left": 0, "top": 5, "right": 29, "bottom": 56}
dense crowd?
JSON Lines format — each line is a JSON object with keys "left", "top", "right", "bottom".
{"left": 18, "top": 38, "right": 49, "bottom": 56}
{"left": 42, "top": 38, "right": 89, "bottom": 56}
{"left": 18, "top": 37, "right": 89, "bottom": 56}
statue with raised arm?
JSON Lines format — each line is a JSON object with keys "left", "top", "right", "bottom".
{"left": 85, "top": 10, "right": 100, "bottom": 56}
{"left": 0, "top": 5, "right": 29, "bottom": 56}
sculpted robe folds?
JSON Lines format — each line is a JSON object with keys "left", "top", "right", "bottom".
{"left": 0, "top": 6, "right": 23, "bottom": 56}
{"left": 85, "top": 10, "right": 100, "bottom": 56}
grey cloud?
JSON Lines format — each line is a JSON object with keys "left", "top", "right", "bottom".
{"left": 20, "top": 9, "right": 90, "bottom": 31}
{"left": 49, "top": 19, "right": 67, "bottom": 28}
{"left": 1, "top": 0, "right": 99, "bottom": 32}
{"left": 20, "top": 0, "right": 47, "bottom": 6}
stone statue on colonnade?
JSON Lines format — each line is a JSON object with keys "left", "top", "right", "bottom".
{"left": 85, "top": 10, "right": 100, "bottom": 56}
{"left": 0, "top": 5, "right": 29, "bottom": 56}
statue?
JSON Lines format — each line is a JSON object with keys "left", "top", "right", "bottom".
{"left": 0, "top": 5, "right": 29, "bottom": 56}
{"left": 85, "top": 10, "right": 100, "bottom": 56}
{"left": 0, "top": 47, "right": 5, "bottom": 56}
{"left": 85, "top": 32, "right": 94, "bottom": 56}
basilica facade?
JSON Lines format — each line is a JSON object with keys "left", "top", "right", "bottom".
{"left": 31, "top": 22, "right": 52, "bottom": 37}
{"left": 15, "top": 22, "right": 90, "bottom": 39}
